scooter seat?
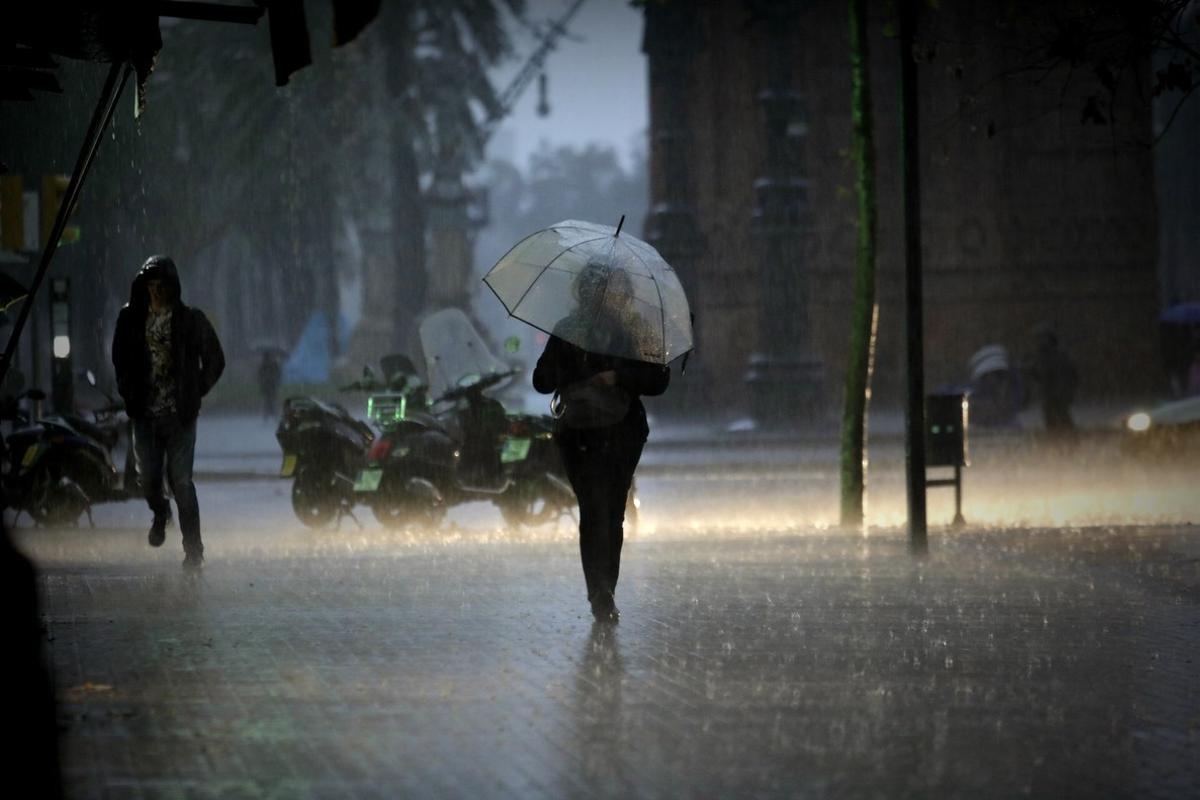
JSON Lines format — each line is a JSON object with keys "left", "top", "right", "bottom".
{"left": 63, "top": 415, "right": 120, "bottom": 449}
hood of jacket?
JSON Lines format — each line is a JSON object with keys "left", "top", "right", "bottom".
{"left": 128, "top": 254, "right": 183, "bottom": 312}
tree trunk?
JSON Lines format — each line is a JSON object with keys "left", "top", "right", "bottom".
{"left": 839, "top": 0, "right": 879, "bottom": 528}
{"left": 338, "top": 23, "right": 404, "bottom": 375}
{"left": 392, "top": 112, "right": 428, "bottom": 358}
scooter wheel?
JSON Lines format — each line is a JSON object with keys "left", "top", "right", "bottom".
{"left": 26, "top": 468, "right": 88, "bottom": 527}
{"left": 291, "top": 470, "right": 340, "bottom": 528}
{"left": 497, "top": 474, "right": 577, "bottom": 530}
{"left": 370, "top": 482, "right": 445, "bottom": 531}
{"left": 497, "top": 492, "right": 561, "bottom": 528}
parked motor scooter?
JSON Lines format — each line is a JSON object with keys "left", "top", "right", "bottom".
{"left": 275, "top": 391, "right": 374, "bottom": 528}
{"left": 1, "top": 372, "right": 135, "bottom": 526}
{"left": 0, "top": 387, "right": 47, "bottom": 512}
{"left": 354, "top": 367, "right": 578, "bottom": 530}
{"left": 351, "top": 309, "right": 637, "bottom": 532}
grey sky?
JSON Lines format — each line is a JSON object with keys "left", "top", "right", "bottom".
{"left": 487, "top": 0, "right": 648, "bottom": 170}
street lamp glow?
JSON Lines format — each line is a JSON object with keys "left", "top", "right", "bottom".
{"left": 1126, "top": 412, "right": 1151, "bottom": 433}
{"left": 53, "top": 335, "right": 70, "bottom": 358}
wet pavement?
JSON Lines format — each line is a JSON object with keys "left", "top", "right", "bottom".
{"left": 11, "top": 411, "right": 1200, "bottom": 798}
{"left": 16, "top": 476, "right": 1200, "bottom": 798}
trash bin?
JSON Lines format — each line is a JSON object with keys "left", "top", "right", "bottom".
{"left": 927, "top": 392, "right": 968, "bottom": 467}
{"left": 926, "top": 392, "right": 968, "bottom": 526}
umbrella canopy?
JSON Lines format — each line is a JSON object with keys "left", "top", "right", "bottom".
{"left": 0, "top": 273, "right": 29, "bottom": 312}
{"left": 1160, "top": 302, "right": 1200, "bottom": 325}
{"left": 482, "top": 219, "right": 693, "bottom": 365}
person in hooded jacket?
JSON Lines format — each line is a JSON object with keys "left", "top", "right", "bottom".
{"left": 1025, "top": 325, "right": 1078, "bottom": 437}
{"left": 112, "top": 255, "right": 224, "bottom": 569}
{"left": 533, "top": 266, "right": 670, "bottom": 623}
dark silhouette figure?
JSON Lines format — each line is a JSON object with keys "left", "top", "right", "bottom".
{"left": 1182, "top": 326, "right": 1200, "bottom": 397}
{"left": 257, "top": 350, "right": 283, "bottom": 421}
{"left": 1026, "top": 327, "right": 1078, "bottom": 435}
{"left": 112, "top": 255, "right": 225, "bottom": 569}
{"left": 533, "top": 268, "right": 669, "bottom": 623}
{"left": 0, "top": 521, "right": 63, "bottom": 798}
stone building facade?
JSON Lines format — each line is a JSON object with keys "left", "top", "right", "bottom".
{"left": 642, "top": 0, "right": 1160, "bottom": 424}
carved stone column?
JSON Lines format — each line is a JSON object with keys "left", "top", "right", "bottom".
{"left": 744, "top": 4, "right": 825, "bottom": 427}
{"left": 642, "top": 2, "right": 705, "bottom": 413}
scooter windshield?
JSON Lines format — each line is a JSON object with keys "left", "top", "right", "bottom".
{"left": 419, "top": 308, "right": 512, "bottom": 402}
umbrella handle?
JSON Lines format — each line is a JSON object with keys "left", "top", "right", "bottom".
{"left": 615, "top": 215, "right": 625, "bottom": 237}
{"left": 550, "top": 390, "right": 565, "bottom": 419}
{"left": 680, "top": 313, "right": 695, "bottom": 374}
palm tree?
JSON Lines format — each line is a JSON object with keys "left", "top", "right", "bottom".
{"left": 839, "top": 0, "right": 879, "bottom": 528}
{"left": 79, "top": 2, "right": 525, "bottom": 378}
{"left": 340, "top": 0, "right": 524, "bottom": 367}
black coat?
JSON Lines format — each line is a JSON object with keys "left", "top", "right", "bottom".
{"left": 532, "top": 335, "right": 669, "bottom": 445}
{"left": 112, "top": 257, "right": 225, "bottom": 422}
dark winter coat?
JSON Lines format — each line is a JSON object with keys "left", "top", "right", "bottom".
{"left": 532, "top": 335, "right": 669, "bottom": 446}
{"left": 112, "top": 256, "right": 225, "bottom": 422}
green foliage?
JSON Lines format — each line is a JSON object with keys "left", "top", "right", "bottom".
{"left": 943, "top": 0, "right": 1198, "bottom": 141}
{"left": 483, "top": 142, "right": 648, "bottom": 238}
{"left": 402, "top": 1, "right": 525, "bottom": 171}
{"left": 66, "top": 0, "right": 525, "bottom": 353}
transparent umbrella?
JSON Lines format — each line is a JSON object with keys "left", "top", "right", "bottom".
{"left": 482, "top": 218, "right": 693, "bottom": 365}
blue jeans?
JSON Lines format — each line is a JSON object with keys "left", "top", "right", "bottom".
{"left": 132, "top": 415, "right": 201, "bottom": 557}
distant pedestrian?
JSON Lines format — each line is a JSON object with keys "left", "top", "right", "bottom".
{"left": 257, "top": 350, "right": 282, "bottom": 421}
{"left": 112, "top": 255, "right": 225, "bottom": 570}
{"left": 533, "top": 266, "right": 669, "bottom": 624}
{"left": 1026, "top": 326, "right": 1078, "bottom": 435}
{"left": 1187, "top": 328, "right": 1200, "bottom": 397}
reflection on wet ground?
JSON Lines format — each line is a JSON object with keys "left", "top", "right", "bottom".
{"left": 17, "top": 508, "right": 1200, "bottom": 797}
{"left": 10, "top": 428, "right": 1198, "bottom": 797}
{"left": 20, "top": 429, "right": 1199, "bottom": 559}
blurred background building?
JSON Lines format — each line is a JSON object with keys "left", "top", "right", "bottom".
{"left": 1, "top": 0, "right": 1195, "bottom": 422}
{"left": 642, "top": 0, "right": 1180, "bottom": 425}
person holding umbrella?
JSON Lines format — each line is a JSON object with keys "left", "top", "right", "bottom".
{"left": 485, "top": 218, "right": 692, "bottom": 623}
{"left": 533, "top": 265, "right": 668, "bottom": 622}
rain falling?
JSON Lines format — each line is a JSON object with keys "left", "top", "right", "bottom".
{"left": 0, "top": 1, "right": 1197, "bottom": 797}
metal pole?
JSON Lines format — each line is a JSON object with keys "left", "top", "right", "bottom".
{"left": 899, "top": 0, "right": 927, "bottom": 552}
{"left": 0, "top": 60, "right": 132, "bottom": 387}
{"left": 155, "top": 1, "right": 264, "bottom": 24}
{"left": 953, "top": 462, "right": 965, "bottom": 528}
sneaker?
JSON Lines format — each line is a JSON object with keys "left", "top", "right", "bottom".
{"left": 590, "top": 590, "right": 619, "bottom": 624}
{"left": 182, "top": 552, "right": 204, "bottom": 570}
{"left": 147, "top": 515, "right": 170, "bottom": 548}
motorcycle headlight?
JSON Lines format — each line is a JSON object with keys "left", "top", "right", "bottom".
{"left": 1126, "top": 412, "right": 1151, "bottom": 433}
